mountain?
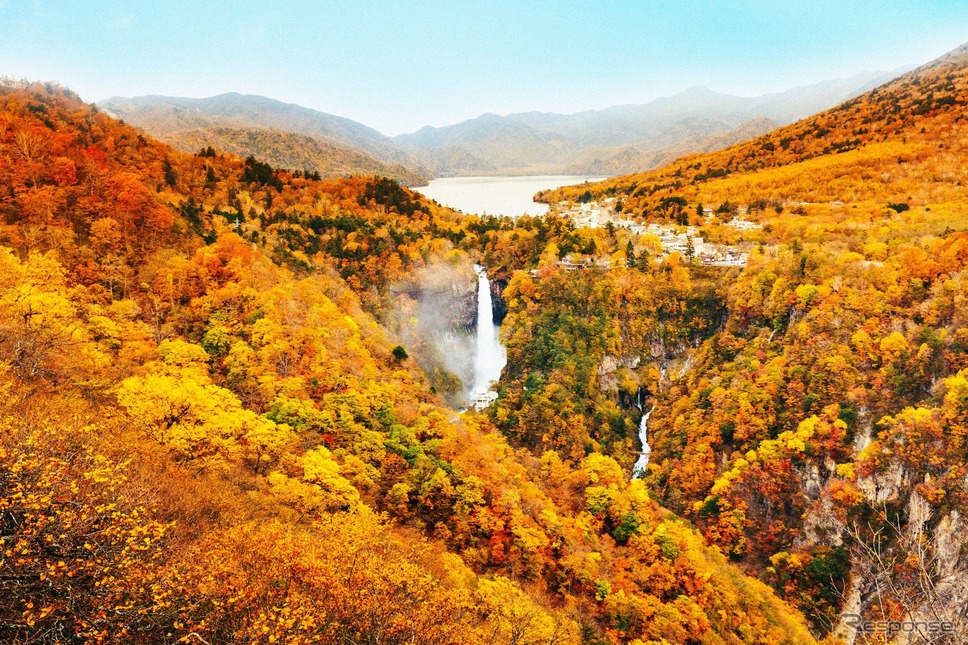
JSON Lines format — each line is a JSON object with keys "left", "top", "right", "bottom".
{"left": 98, "top": 72, "right": 901, "bottom": 185}
{"left": 4, "top": 39, "right": 963, "bottom": 644}
{"left": 543, "top": 47, "right": 964, "bottom": 211}
{"left": 98, "top": 92, "right": 432, "bottom": 185}
{"left": 397, "top": 112, "right": 564, "bottom": 175}
{"left": 395, "top": 70, "right": 904, "bottom": 177}
{"left": 535, "top": 41, "right": 968, "bottom": 638}
{"left": 564, "top": 117, "right": 779, "bottom": 175}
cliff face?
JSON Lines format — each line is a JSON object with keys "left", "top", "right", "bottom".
{"left": 760, "top": 397, "right": 968, "bottom": 644}
{"left": 385, "top": 260, "right": 478, "bottom": 406}
{"left": 835, "top": 466, "right": 968, "bottom": 643}
{"left": 405, "top": 263, "right": 478, "bottom": 332}
{"left": 489, "top": 277, "right": 508, "bottom": 324}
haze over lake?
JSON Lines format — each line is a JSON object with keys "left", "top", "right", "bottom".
{"left": 416, "top": 175, "right": 607, "bottom": 218}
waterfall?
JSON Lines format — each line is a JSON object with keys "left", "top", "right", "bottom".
{"left": 632, "top": 406, "right": 655, "bottom": 479}
{"left": 469, "top": 265, "right": 506, "bottom": 408}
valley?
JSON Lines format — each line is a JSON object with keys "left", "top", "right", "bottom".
{"left": 1, "top": 9, "right": 968, "bottom": 645}
{"left": 0, "top": 78, "right": 818, "bottom": 644}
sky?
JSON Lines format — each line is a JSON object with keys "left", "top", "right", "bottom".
{"left": 1, "top": 1, "right": 967, "bottom": 135}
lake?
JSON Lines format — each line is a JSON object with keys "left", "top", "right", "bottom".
{"left": 415, "top": 175, "right": 607, "bottom": 218}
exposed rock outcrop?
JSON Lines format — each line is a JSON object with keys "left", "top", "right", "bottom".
{"left": 489, "top": 276, "right": 508, "bottom": 324}
{"left": 386, "top": 261, "right": 478, "bottom": 406}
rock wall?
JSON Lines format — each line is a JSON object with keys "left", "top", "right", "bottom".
{"left": 401, "top": 263, "right": 478, "bottom": 332}
{"left": 386, "top": 260, "right": 478, "bottom": 407}
{"left": 489, "top": 276, "right": 508, "bottom": 324}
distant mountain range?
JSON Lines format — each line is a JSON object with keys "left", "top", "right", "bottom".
{"left": 393, "top": 70, "right": 906, "bottom": 176}
{"left": 100, "top": 69, "right": 907, "bottom": 184}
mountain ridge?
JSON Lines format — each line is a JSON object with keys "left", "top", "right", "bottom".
{"left": 541, "top": 45, "right": 965, "bottom": 210}
{"left": 98, "top": 69, "right": 908, "bottom": 186}
{"left": 394, "top": 69, "right": 907, "bottom": 177}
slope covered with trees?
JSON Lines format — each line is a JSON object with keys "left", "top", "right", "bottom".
{"left": 542, "top": 44, "right": 968, "bottom": 213}
{"left": 98, "top": 93, "right": 431, "bottom": 186}
{"left": 162, "top": 125, "right": 427, "bottom": 186}
{"left": 0, "top": 80, "right": 817, "bottom": 643}
{"left": 519, "top": 42, "right": 968, "bottom": 640}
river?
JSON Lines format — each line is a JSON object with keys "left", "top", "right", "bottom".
{"left": 416, "top": 175, "right": 606, "bottom": 218}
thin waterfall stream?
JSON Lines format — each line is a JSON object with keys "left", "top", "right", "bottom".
{"left": 632, "top": 406, "right": 655, "bottom": 478}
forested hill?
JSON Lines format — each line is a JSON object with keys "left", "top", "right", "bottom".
{"left": 99, "top": 92, "right": 431, "bottom": 185}
{"left": 5, "top": 38, "right": 967, "bottom": 642}
{"left": 160, "top": 125, "right": 427, "bottom": 186}
{"left": 508, "top": 41, "right": 968, "bottom": 638}
{"left": 0, "top": 80, "right": 817, "bottom": 642}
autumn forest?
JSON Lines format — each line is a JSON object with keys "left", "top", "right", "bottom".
{"left": 1, "top": 31, "right": 968, "bottom": 645}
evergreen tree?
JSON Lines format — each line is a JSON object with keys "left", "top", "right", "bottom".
{"left": 162, "top": 158, "right": 177, "bottom": 187}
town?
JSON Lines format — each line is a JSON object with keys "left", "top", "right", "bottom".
{"left": 550, "top": 197, "right": 760, "bottom": 268}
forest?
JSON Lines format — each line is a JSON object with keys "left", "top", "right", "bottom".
{"left": 535, "top": 42, "right": 968, "bottom": 640}
{"left": 1, "top": 39, "right": 968, "bottom": 645}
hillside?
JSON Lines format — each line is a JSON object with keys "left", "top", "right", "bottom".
{"left": 564, "top": 117, "right": 779, "bottom": 176}
{"left": 0, "top": 80, "right": 818, "bottom": 643}
{"left": 98, "top": 92, "right": 432, "bottom": 185}
{"left": 522, "top": 42, "right": 968, "bottom": 639}
{"left": 160, "top": 125, "right": 426, "bottom": 185}
{"left": 543, "top": 45, "right": 968, "bottom": 210}
{"left": 395, "top": 71, "right": 900, "bottom": 177}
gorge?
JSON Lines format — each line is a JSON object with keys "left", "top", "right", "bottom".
{"left": 5, "top": 23, "right": 968, "bottom": 643}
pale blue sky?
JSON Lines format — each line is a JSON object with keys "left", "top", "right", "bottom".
{"left": 1, "top": 1, "right": 966, "bottom": 134}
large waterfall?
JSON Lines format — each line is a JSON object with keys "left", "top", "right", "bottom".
{"left": 632, "top": 407, "right": 654, "bottom": 478}
{"left": 469, "top": 265, "right": 506, "bottom": 408}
